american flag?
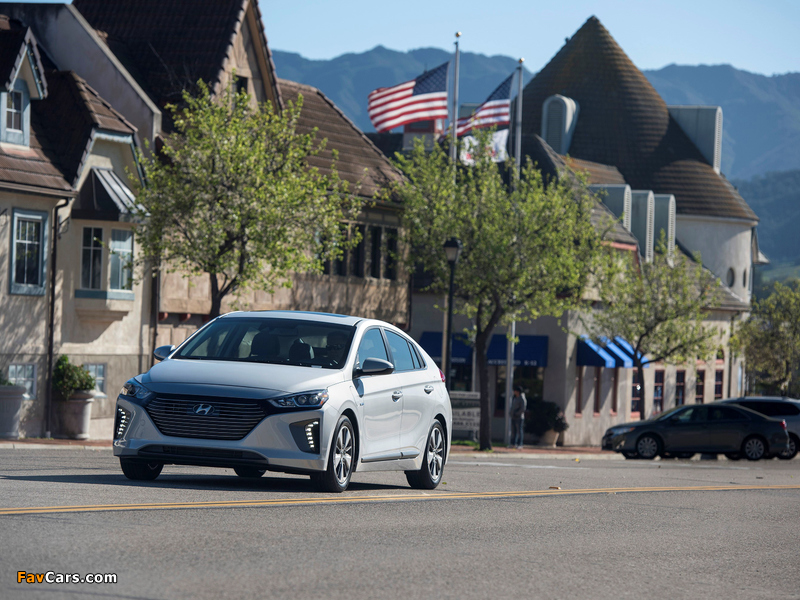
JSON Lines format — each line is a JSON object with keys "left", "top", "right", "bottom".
{"left": 368, "top": 62, "right": 449, "bottom": 133}
{"left": 456, "top": 73, "right": 514, "bottom": 137}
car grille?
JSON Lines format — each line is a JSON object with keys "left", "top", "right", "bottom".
{"left": 145, "top": 397, "right": 267, "bottom": 440}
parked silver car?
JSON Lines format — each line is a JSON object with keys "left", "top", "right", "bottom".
{"left": 721, "top": 396, "right": 800, "bottom": 459}
{"left": 114, "top": 311, "right": 452, "bottom": 492}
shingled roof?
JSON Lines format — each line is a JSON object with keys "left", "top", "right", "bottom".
{"left": 521, "top": 16, "right": 756, "bottom": 222}
{"left": 73, "top": 0, "right": 281, "bottom": 111}
{"left": 278, "top": 78, "right": 404, "bottom": 201}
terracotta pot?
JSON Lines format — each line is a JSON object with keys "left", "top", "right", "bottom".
{"left": 57, "top": 390, "right": 95, "bottom": 440}
{"left": 0, "top": 385, "right": 26, "bottom": 439}
{"left": 538, "top": 429, "right": 560, "bottom": 447}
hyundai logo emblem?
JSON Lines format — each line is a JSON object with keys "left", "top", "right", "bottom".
{"left": 193, "top": 404, "right": 215, "bottom": 416}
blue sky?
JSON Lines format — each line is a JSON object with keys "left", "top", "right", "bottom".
{"left": 259, "top": 0, "right": 799, "bottom": 76}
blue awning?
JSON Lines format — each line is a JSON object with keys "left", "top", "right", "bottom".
{"left": 601, "top": 337, "right": 633, "bottom": 368}
{"left": 577, "top": 336, "right": 616, "bottom": 368}
{"left": 613, "top": 336, "right": 650, "bottom": 368}
{"left": 487, "top": 334, "right": 548, "bottom": 367}
{"left": 418, "top": 332, "right": 472, "bottom": 364}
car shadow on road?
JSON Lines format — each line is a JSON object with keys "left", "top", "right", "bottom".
{"left": 0, "top": 472, "right": 404, "bottom": 494}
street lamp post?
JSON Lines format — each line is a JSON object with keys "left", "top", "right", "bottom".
{"left": 443, "top": 238, "right": 462, "bottom": 391}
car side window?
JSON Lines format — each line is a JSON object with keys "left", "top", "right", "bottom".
{"left": 411, "top": 342, "right": 427, "bottom": 369}
{"left": 765, "top": 401, "right": 800, "bottom": 417}
{"left": 384, "top": 330, "right": 415, "bottom": 372}
{"left": 710, "top": 406, "right": 746, "bottom": 421}
{"left": 672, "top": 407, "right": 695, "bottom": 423}
{"left": 691, "top": 406, "right": 709, "bottom": 422}
{"left": 356, "top": 328, "right": 389, "bottom": 369}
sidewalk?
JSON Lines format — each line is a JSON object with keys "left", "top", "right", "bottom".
{"left": 0, "top": 438, "right": 112, "bottom": 450}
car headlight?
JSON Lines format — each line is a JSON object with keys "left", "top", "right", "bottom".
{"left": 269, "top": 390, "right": 329, "bottom": 409}
{"left": 119, "top": 379, "right": 151, "bottom": 400}
{"left": 609, "top": 426, "right": 636, "bottom": 435}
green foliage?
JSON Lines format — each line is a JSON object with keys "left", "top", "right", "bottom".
{"left": 0, "top": 371, "right": 11, "bottom": 386}
{"left": 525, "top": 399, "right": 569, "bottom": 436}
{"left": 390, "top": 130, "right": 605, "bottom": 448}
{"left": 52, "top": 355, "right": 95, "bottom": 401}
{"left": 584, "top": 236, "right": 721, "bottom": 416}
{"left": 732, "top": 279, "right": 800, "bottom": 395}
{"left": 133, "top": 79, "right": 361, "bottom": 316}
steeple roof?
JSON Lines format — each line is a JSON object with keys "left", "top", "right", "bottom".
{"left": 521, "top": 16, "right": 756, "bottom": 221}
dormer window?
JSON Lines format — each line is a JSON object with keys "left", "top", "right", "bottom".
{"left": 1, "top": 79, "right": 30, "bottom": 146}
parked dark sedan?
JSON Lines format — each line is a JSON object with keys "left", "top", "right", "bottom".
{"left": 602, "top": 403, "right": 789, "bottom": 460}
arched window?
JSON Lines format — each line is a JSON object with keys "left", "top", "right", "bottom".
{"left": 726, "top": 268, "right": 735, "bottom": 287}
{"left": 742, "top": 268, "right": 747, "bottom": 289}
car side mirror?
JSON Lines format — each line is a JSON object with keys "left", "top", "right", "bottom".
{"left": 153, "top": 345, "right": 176, "bottom": 362}
{"left": 355, "top": 357, "right": 395, "bottom": 377}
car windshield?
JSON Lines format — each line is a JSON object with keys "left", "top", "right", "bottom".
{"left": 173, "top": 317, "right": 355, "bottom": 369}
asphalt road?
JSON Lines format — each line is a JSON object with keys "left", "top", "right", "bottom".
{"left": 1, "top": 448, "right": 799, "bottom": 600}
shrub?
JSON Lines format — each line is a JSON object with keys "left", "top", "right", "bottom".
{"left": 525, "top": 399, "right": 569, "bottom": 436}
{"left": 52, "top": 355, "right": 95, "bottom": 401}
{"left": 0, "top": 371, "right": 12, "bottom": 386}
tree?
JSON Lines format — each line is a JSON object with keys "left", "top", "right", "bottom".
{"left": 733, "top": 280, "right": 800, "bottom": 395}
{"left": 134, "top": 80, "right": 361, "bottom": 317}
{"left": 392, "top": 130, "right": 606, "bottom": 450}
{"left": 583, "top": 239, "right": 721, "bottom": 419}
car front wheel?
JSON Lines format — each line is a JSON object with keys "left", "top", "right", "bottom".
{"left": 742, "top": 436, "right": 766, "bottom": 461}
{"left": 312, "top": 415, "right": 355, "bottom": 493}
{"left": 635, "top": 434, "right": 661, "bottom": 460}
{"left": 777, "top": 435, "right": 798, "bottom": 460}
{"left": 406, "top": 421, "right": 445, "bottom": 489}
{"left": 120, "top": 458, "right": 163, "bottom": 481}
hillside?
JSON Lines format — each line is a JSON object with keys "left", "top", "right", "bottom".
{"left": 271, "top": 48, "right": 800, "bottom": 180}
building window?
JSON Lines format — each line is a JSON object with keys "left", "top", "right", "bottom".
{"left": 385, "top": 228, "right": 398, "bottom": 281}
{"left": 715, "top": 369, "right": 724, "bottom": 399}
{"left": 696, "top": 369, "right": 705, "bottom": 403}
{"left": 81, "top": 227, "right": 103, "bottom": 289}
{"left": 675, "top": 370, "right": 686, "bottom": 406}
{"left": 10, "top": 209, "right": 48, "bottom": 296}
{"left": 653, "top": 370, "right": 664, "bottom": 413}
{"left": 6, "top": 90, "right": 22, "bottom": 130}
{"left": 575, "top": 364, "right": 583, "bottom": 415}
{"left": 83, "top": 363, "right": 106, "bottom": 395}
{"left": 8, "top": 363, "right": 36, "bottom": 397}
{"left": 350, "top": 224, "right": 365, "bottom": 278}
{"left": 611, "top": 367, "right": 619, "bottom": 414}
{"left": 110, "top": 230, "right": 133, "bottom": 290}
{"left": 593, "top": 367, "right": 602, "bottom": 414}
{"left": 632, "top": 370, "right": 642, "bottom": 415}
{"left": 370, "top": 226, "right": 382, "bottom": 278}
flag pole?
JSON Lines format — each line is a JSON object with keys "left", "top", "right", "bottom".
{"left": 515, "top": 57, "right": 524, "bottom": 177}
{"left": 449, "top": 32, "right": 461, "bottom": 162}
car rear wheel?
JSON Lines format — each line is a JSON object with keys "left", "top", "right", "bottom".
{"left": 635, "top": 434, "right": 661, "bottom": 460}
{"left": 742, "top": 436, "right": 767, "bottom": 461}
{"left": 406, "top": 421, "right": 445, "bottom": 489}
{"left": 312, "top": 415, "right": 355, "bottom": 493}
{"left": 777, "top": 435, "right": 798, "bottom": 460}
{"left": 234, "top": 467, "right": 266, "bottom": 478}
{"left": 120, "top": 458, "right": 163, "bottom": 481}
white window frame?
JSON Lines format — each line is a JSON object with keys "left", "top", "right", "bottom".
{"left": 8, "top": 363, "right": 36, "bottom": 398}
{"left": 81, "top": 227, "right": 104, "bottom": 290}
{"left": 109, "top": 229, "right": 133, "bottom": 291}
{"left": 10, "top": 208, "right": 48, "bottom": 296}
{"left": 83, "top": 363, "right": 106, "bottom": 396}
{"left": 1, "top": 78, "right": 30, "bottom": 146}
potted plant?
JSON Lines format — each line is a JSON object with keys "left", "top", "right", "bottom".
{"left": 526, "top": 399, "right": 569, "bottom": 447}
{"left": 0, "top": 371, "right": 26, "bottom": 439}
{"left": 53, "top": 355, "right": 95, "bottom": 440}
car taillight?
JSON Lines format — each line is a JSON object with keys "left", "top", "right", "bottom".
{"left": 439, "top": 369, "right": 446, "bottom": 383}
{"left": 781, "top": 419, "right": 787, "bottom": 430}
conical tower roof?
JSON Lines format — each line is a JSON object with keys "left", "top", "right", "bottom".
{"left": 521, "top": 17, "right": 756, "bottom": 221}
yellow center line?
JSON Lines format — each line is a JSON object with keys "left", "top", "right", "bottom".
{"left": 1, "top": 485, "right": 799, "bottom": 516}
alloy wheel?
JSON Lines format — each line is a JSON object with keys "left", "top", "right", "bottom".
{"left": 636, "top": 435, "right": 659, "bottom": 460}
{"left": 743, "top": 436, "right": 766, "bottom": 460}
{"left": 427, "top": 425, "right": 444, "bottom": 482}
{"left": 333, "top": 423, "right": 353, "bottom": 484}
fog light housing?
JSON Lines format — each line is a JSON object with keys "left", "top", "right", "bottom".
{"left": 290, "top": 419, "right": 320, "bottom": 454}
{"left": 114, "top": 406, "right": 132, "bottom": 440}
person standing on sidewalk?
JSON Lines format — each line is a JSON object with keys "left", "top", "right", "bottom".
{"left": 510, "top": 385, "right": 527, "bottom": 449}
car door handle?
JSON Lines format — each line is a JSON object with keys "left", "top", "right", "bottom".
{"left": 424, "top": 385, "right": 434, "bottom": 394}
{"left": 392, "top": 391, "right": 403, "bottom": 401}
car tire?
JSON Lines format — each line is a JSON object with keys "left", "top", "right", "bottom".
{"left": 742, "top": 435, "right": 767, "bottom": 461}
{"left": 312, "top": 415, "right": 355, "bottom": 493}
{"left": 622, "top": 451, "right": 639, "bottom": 459}
{"left": 777, "top": 435, "right": 798, "bottom": 460}
{"left": 406, "top": 421, "right": 446, "bottom": 490}
{"left": 120, "top": 458, "right": 163, "bottom": 481}
{"left": 675, "top": 452, "right": 695, "bottom": 459}
{"left": 635, "top": 434, "right": 661, "bottom": 460}
{"left": 234, "top": 467, "right": 267, "bottom": 478}
{"left": 724, "top": 452, "right": 741, "bottom": 461}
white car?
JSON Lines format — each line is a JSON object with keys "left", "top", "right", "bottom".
{"left": 114, "top": 311, "right": 452, "bottom": 492}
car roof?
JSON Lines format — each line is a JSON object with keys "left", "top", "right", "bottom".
{"left": 219, "top": 310, "right": 363, "bottom": 326}
{"left": 723, "top": 396, "right": 800, "bottom": 404}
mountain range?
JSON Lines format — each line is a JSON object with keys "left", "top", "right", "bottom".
{"left": 272, "top": 47, "right": 800, "bottom": 180}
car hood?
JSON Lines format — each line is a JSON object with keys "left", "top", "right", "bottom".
{"left": 140, "top": 359, "right": 346, "bottom": 398}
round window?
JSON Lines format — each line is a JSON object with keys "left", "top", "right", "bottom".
{"left": 726, "top": 268, "right": 735, "bottom": 287}
{"left": 742, "top": 268, "right": 747, "bottom": 288}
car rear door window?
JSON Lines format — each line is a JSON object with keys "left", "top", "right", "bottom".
{"left": 710, "top": 406, "right": 747, "bottom": 421}
{"left": 384, "top": 330, "right": 415, "bottom": 372}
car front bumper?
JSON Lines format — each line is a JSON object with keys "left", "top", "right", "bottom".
{"left": 113, "top": 396, "right": 334, "bottom": 474}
